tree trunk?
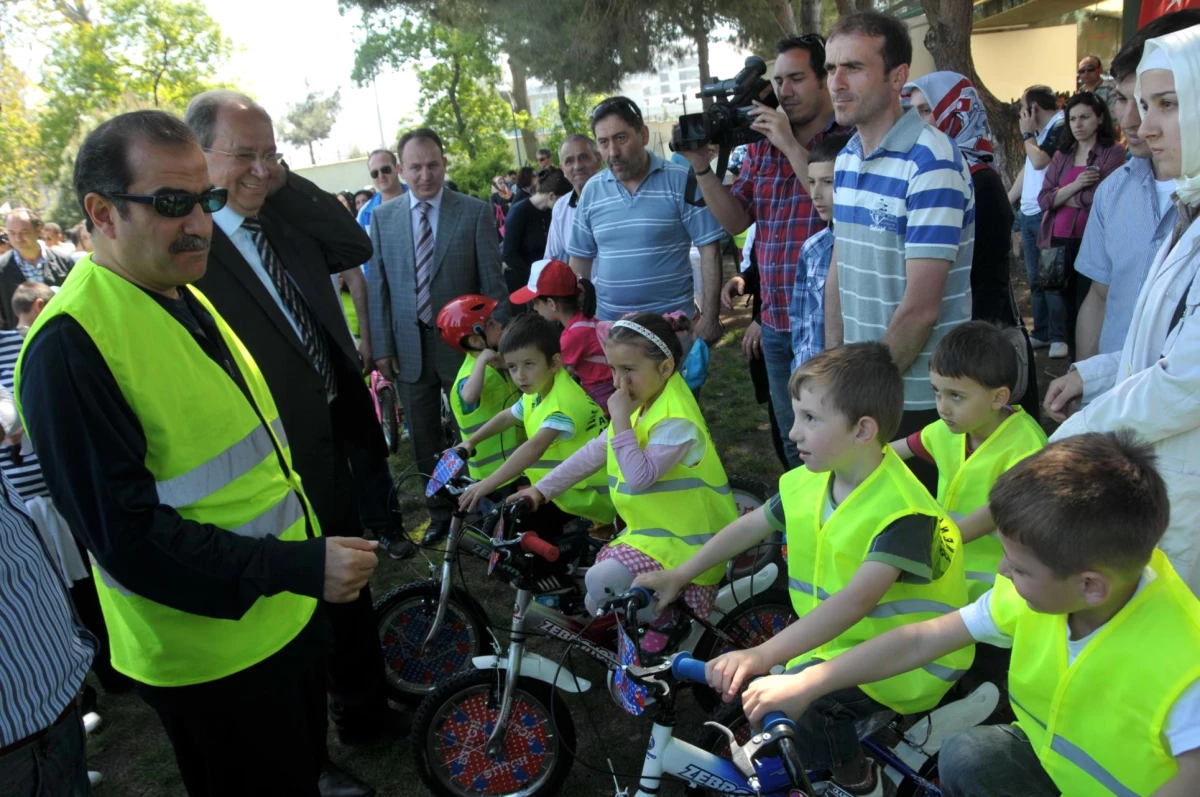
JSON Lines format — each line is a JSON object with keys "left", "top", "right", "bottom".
{"left": 766, "top": 0, "right": 800, "bottom": 36}
{"left": 919, "top": 0, "right": 1021, "bottom": 183}
{"left": 800, "top": 0, "right": 821, "bottom": 34}
{"left": 307, "top": 141, "right": 316, "bottom": 165}
{"left": 556, "top": 77, "right": 571, "bottom": 131}
{"left": 448, "top": 56, "right": 477, "bottom": 161}
{"left": 694, "top": 2, "right": 712, "bottom": 110}
{"left": 507, "top": 53, "right": 540, "bottom": 166}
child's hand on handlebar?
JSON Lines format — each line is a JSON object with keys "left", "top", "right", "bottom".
{"left": 506, "top": 486, "right": 545, "bottom": 511}
{"left": 706, "top": 648, "right": 768, "bottom": 703}
{"left": 630, "top": 569, "right": 688, "bottom": 616}
{"left": 458, "top": 479, "right": 493, "bottom": 513}
{"left": 741, "top": 672, "right": 815, "bottom": 727}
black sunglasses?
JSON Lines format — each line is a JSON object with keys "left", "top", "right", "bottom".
{"left": 590, "top": 96, "right": 643, "bottom": 128}
{"left": 106, "top": 188, "right": 228, "bottom": 218}
{"left": 370, "top": 165, "right": 394, "bottom": 178}
{"left": 1078, "top": 66, "right": 1097, "bottom": 74}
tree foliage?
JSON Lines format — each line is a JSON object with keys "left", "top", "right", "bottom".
{"left": 281, "top": 88, "right": 343, "bottom": 165}
{"left": 37, "top": 0, "right": 231, "bottom": 171}
{"left": 0, "top": 54, "right": 50, "bottom": 208}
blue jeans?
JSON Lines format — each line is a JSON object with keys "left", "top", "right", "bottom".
{"left": 1019, "top": 212, "right": 1066, "bottom": 343}
{"left": 760, "top": 322, "right": 800, "bottom": 468}
{"left": 940, "top": 724, "right": 1059, "bottom": 797}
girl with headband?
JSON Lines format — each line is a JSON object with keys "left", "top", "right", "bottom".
{"left": 511, "top": 312, "right": 737, "bottom": 651}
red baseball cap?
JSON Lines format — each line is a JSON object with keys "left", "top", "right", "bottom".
{"left": 510, "top": 258, "right": 578, "bottom": 304}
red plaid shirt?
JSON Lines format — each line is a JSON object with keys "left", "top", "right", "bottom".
{"left": 730, "top": 119, "right": 853, "bottom": 331}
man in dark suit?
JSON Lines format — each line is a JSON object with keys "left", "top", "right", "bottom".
{"left": 185, "top": 90, "right": 405, "bottom": 797}
{"left": 0, "top": 208, "right": 73, "bottom": 329}
{"left": 369, "top": 128, "right": 509, "bottom": 545}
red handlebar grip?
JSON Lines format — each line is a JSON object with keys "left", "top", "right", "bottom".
{"left": 519, "top": 532, "right": 560, "bottom": 562}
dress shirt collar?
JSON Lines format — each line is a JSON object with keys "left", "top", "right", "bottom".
{"left": 213, "top": 205, "right": 247, "bottom": 237}
{"left": 11, "top": 242, "right": 46, "bottom": 269}
{"left": 409, "top": 187, "right": 445, "bottom": 211}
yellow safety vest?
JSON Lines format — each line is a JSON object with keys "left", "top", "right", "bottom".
{"left": 451, "top": 352, "right": 521, "bottom": 482}
{"left": 522, "top": 368, "right": 614, "bottom": 523}
{"left": 607, "top": 372, "right": 736, "bottom": 586}
{"left": 780, "top": 446, "right": 972, "bottom": 713}
{"left": 991, "top": 551, "right": 1200, "bottom": 795}
{"left": 15, "top": 257, "right": 318, "bottom": 687}
{"left": 920, "top": 408, "right": 1047, "bottom": 599}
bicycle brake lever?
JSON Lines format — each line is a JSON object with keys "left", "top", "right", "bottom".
{"left": 703, "top": 720, "right": 737, "bottom": 749}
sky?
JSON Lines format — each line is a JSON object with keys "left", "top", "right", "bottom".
{"left": 202, "top": 0, "right": 423, "bottom": 168}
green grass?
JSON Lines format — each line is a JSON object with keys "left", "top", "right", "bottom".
{"left": 85, "top": 257, "right": 781, "bottom": 796}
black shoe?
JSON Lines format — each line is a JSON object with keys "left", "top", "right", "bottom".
{"left": 335, "top": 705, "right": 412, "bottom": 746}
{"left": 318, "top": 762, "right": 375, "bottom": 797}
{"left": 377, "top": 531, "right": 415, "bottom": 560}
{"left": 421, "top": 518, "right": 451, "bottom": 546}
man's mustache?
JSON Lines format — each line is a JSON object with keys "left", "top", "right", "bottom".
{"left": 169, "top": 235, "right": 210, "bottom": 253}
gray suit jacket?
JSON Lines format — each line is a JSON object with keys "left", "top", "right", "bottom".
{"left": 368, "top": 189, "right": 508, "bottom": 383}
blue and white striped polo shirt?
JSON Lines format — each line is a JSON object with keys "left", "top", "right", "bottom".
{"left": 567, "top": 151, "right": 726, "bottom": 320}
{"left": 834, "top": 109, "right": 974, "bottom": 410}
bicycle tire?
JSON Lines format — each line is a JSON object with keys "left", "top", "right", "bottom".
{"left": 376, "top": 580, "right": 491, "bottom": 703}
{"left": 379, "top": 385, "right": 400, "bottom": 455}
{"left": 412, "top": 668, "right": 576, "bottom": 797}
{"left": 690, "top": 587, "right": 796, "bottom": 713}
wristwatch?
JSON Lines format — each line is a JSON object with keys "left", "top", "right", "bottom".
{"left": 1022, "top": 132, "right": 1036, "bottom": 141}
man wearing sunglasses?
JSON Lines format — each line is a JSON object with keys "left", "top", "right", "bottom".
{"left": 1077, "top": 55, "right": 1116, "bottom": 114}
{"left": 15, "top": 109, "right": 382, "bottom": 797}
{"left": 0, "top": 208, "right": 75, "bottom": 330}
{"left": 356, "top": 149, "right": 406, "bottom": 281}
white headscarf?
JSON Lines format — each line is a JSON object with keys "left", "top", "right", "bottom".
{"left": 1137, "top": 26, "right": 1200, "bottom": 206}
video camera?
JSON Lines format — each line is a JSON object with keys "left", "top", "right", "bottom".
{"left": 669, "top": 55, "right": 778, "bottom": 179}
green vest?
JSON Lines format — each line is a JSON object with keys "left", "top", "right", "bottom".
{"left": 451, "top": 353, "right": 520, "bottom": 482}
{"left": 606, "top": 373, "right": 736, "bottom": 586}
{"left": 15, "top": 257, "right": 318, "bottom": 687}
{"left": 991, "top": 551, "right": 1200, "bottom": 795}
{"left": 780, "top": 446, "right": 972, "bottom": 713}
{"left": 522, "top": 368, "right": 614, "bottom": 523}
{"left": 921, "top": 408, "right": 1047, "bottom": 599}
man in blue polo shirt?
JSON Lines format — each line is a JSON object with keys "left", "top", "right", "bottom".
{"left": 823, "top": 10, "right": 974, "bottom": 489}
{"left": 567, "top": 96, "right": 726, "bottom": 341}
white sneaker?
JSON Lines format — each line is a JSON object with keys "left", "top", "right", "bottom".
{"left": 1029, "top": 336, "right": 1050, "bottom": 350}
{"left": 88, "top": 771, "right": 103, "bottom": 786}
{"left": 1049, "top": 342, "right": 1069, "bottom": 359}
{"left": 82, "top": 711, "right": 102, "bottom": 734}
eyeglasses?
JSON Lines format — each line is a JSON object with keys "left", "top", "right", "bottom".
{"left": 203, "top": 148, "right": 285, "bottom": 165}
{"left": 370, "top": 165, "right": 394, "bottom": 178}
{"left": 590, "top": 96, "right": 644, "bottom": 129}
{"left": 1077, "top": 66, "right": 1098, "bottom": 74}
{"left": 105, "top": 188, "right": 229, "bottom": 218}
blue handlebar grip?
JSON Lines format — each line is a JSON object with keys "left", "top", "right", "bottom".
{"left": 762, "top": 712, "right": 795, "bottom": 731}
{"left": 671, "top": 652, "right": 709, "bottom": 684}
{"left": 628, "top": 586, "right": 653, "bottom": 610}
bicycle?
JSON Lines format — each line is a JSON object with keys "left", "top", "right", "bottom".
{"left": 375, "top": 452, "right": 790, "bottom": 705}
{"left": 409, "top": 507, "right": 796, "bottom": 797}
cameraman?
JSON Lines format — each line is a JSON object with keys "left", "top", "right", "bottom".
{"left": 680, "top": 35, "right": 848, "bottom": 467}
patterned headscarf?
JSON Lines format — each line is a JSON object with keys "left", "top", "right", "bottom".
{"left": 901, "top": 71, "right": 996, "bottom": 174}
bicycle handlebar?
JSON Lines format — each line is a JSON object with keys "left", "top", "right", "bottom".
{"left": 671, "top": 651, "right": 708, "bottom": 684}
{"left": 519, "top": 532, "right": 560, "bottom": 562}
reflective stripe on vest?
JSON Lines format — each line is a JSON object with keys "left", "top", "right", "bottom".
{"left": 156, "top": 417, "right": 288, "bottom": 506}
{"left": 607, "top": 373, "right": 736, "bottom": 586}
{"left": 780, "top": 445, "right": 971, "bottom": 714}
{"left": 1009, "top": 695, "right": 1139, "bottom": 797}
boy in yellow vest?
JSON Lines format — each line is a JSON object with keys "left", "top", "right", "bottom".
{"left": 748, "top": 432, "right": 1200, "bottom": 797}
{"left": 438, "top": 294, "right": 522, "bottom": 486}
{"left": 891, "top": 320, "right": 1048, "bottom": 600}
{"left": 635, "top": 343, "right": 969, "bottom": 795}
{"left": 456, "top": 313, "right": 614, "bottom": 529}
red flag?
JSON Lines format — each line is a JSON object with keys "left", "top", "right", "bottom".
{"left": 1139, "top": 0, "right": 1200, "bottom": 26}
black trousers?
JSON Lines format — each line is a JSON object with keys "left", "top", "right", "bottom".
{"left": 895, "top": 407, "right": 941, "bottom": 494}
{"left": 324, "top": 585, "right": 386, "bottom": 730}
{"left": 136, "top": 616, "right": 327, "bottom": 797}
{"left": 396, "top": 327, "right": 459, "bottom": 525}
{"left": 0, "top": 703, "right": 90, "bottom": 797}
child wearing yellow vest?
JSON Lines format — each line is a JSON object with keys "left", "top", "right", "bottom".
{"left": 513, "top": 313, "right": 738, "bottom": 652}
{"left": 636, "top": 343, "right": 970, "bottom": 794}
{"left": 891, "top": 321, "right": 1048, "bottom": 600}
{"left": 438, "top": 295, "right": 523, "bottom": 486}
{"left": 753, "top": 432, "right": 1200, "bottom": 797}
{"left": 456, "top": 313, "right": 613, "bottom": 529}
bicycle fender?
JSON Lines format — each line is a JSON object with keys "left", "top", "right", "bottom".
{"left": 470, "top": 653, "right": 593, "bottom": 693}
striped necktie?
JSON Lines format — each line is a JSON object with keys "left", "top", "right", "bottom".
{"left": 415, "top": 201, "right": 435, "bottom": 325}
{"left": 241, "top": 217, "right": 337, "bottom": 398}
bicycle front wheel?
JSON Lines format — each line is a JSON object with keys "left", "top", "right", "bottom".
{"left": 413, "top": 668, "right": 576, "bottom": 797}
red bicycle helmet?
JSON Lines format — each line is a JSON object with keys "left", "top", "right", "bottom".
{"left": 437, "top": 294, "right": 498, "bottom": 353}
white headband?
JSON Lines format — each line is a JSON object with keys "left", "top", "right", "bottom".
{"left": 611, "top": 320, "right": 673, "bottom": 361}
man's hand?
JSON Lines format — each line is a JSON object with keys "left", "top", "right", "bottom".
{"left": 630, "top": 569, "right": 690, "bottom": 616}
{"left": 375, "top": 356, "right": 399, "bottom": 381}
{"left": 694, "top": 312, "right": 723, "bottom": 345}
{"left": 357, "top": 338, "right": 373, "bottom": 376}
{"left": 742, "top": 319, "right": 763, "bottom": 360}
{"left": 706, "top": 647, "right": 769, "bottom": 703}
{"left": 608, "top": 375, "right": 636, "bottom": 420}
{"left": 506, "top": 486, "right": 545, "bottom": 511}
{"left": 4, "top": 426, "right": 24, "bottom": 448}
{"left": 680, "top": 148, "right": 713, "bottom": 174}
{"left": 1018, "top": 105, "right": 1036, "bottom": 136}
{"left": 323, "top": 536, "right": 379, "bottom": 603}
{"left": 721, "top": 275, "right": 747, "bottom": 310}
{"left": 749, "top": 102, "right": 801, "bottom": 158}
{"left": 741, "top": 672, "right": 818, "bottom": 726}
{"left": 1044, "top": 369, "right": 1084, "bottom": 422}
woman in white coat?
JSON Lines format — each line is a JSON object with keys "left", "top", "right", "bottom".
{"left": 1045, "top": 24, "right": 1200, "bottom": 594}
